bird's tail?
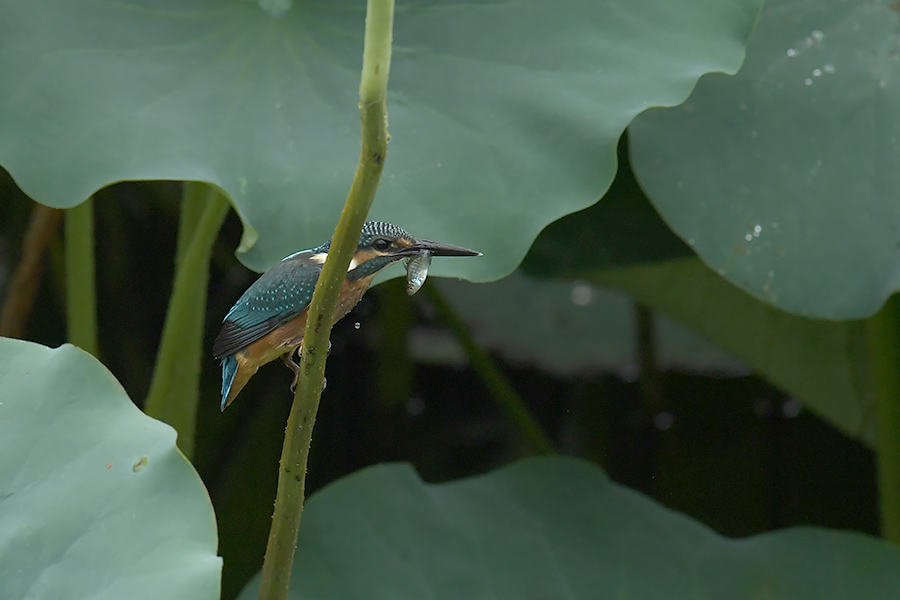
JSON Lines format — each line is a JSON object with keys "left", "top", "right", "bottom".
{"left": 220, "top": 355, "right": 239, "bottom": 411}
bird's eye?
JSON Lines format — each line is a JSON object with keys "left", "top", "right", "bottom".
{"left": 373, "top": 238, "right": 391, "bottom": 251}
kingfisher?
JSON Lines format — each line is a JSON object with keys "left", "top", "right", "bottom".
{"left": 213, "top": 221, "right": 481, "bottom": 410}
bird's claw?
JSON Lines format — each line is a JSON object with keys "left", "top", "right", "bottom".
{"left": 283, "top": 350, "right": 300, "bottom": 392}
{"left": 282, "top": 347, "right": 327, "bottom": 394}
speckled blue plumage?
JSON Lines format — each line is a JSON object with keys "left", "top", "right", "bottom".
{"left": 213, "top": 220, "right": 480, "bottom": 409}
{"left": 212, "top": 222, "right": 414, "bottom": 360}
{"left": 212, "top": 250, "right": 324, "bottom": 358}
{"left": 317, "top": 222, "right": 410, "bottom": 254}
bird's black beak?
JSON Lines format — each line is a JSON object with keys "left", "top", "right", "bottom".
{"left": 406, "top": 238, "right": 482, "bottom": 258}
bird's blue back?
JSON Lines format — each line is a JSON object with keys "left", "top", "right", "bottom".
{"left": 213, "top": 223, "right": 416, "bottom": 359}
{"left": 212, "top": 249, "right": 325, "bottom": 358}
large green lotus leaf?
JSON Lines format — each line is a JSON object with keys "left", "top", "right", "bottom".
{"left": 591, "top": 258, "right": 874, "bottom": 445}
{"left": 0, "top": 338, "right": 220, "bottom": 600}
{"left": 424, "top": 272, "right": 744, "bottom": 375}
{"left": 238, "top": 457, "right": 900, "bottom": 599}
{"left": 0, "top": 0, "right": 760, "bottom": 276}
{"left": 629, "top": 0, "right": 900, "bottom": 319}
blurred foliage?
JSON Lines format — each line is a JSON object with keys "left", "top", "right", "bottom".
{"left": 3, "top": 0, "right": 900, "bottom": 597}
{"left": 0, "top": 165, "right": 882, "bottom": 598}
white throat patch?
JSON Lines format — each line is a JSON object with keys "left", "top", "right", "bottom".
{"left": 307, "top": 251, "right": 359, "bottom": 272}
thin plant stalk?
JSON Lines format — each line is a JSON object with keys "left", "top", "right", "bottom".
{"left": 144, "top": 183, "right": 230, "bottom": 457}
{"left": 376, "top": 279, "right": 413, "bottom": 408}
{"left": 0, "top": 204, "right": 63, "bottom": 338}
{"left": 868, "top": 294, "right": 900, "bottom": 543}
{"left": 257, "top": 2, "right": 394, "bottom": 598}
{"left": 635, "top": 303, "right": 663, "bottom": 413}
{"left": 65, "top": 198, "right": 98, "bottom": 355}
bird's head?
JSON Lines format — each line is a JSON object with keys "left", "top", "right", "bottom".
{"left": 331, "top": 221, "right": 480, "bottom": 280}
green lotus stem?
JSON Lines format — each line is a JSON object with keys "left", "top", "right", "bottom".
{"left": 65, "top": 197, "right": 98, "bottom": 356}
{"left": 635, "top": 303, "right": 663, "bottom": 413}
{"left": 376, "top": 280, "right": 414, "bottom": 408}
{"left": 144, "top": 183, "right": 230, "bottom": 458}
{"left": 257, "top": 2, "right": 394, "bottom": 599}
{"left": 868, "top": 294, "right": 900, "bottom": 543}
{"left": 424, "top": 284, "right": 555, "bottom": 456}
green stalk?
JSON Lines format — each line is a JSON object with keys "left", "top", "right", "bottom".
{"left": 376, "top": 279, "right": 413, "bottom": 408}
{"left": 175, "top": 182, "right": 209, "bottom": 257}
{"left": 144, "top": 183, "right": 230, "bottom": 458}
{"left": 869, "top": 294, "right": 900, "bottom": 543}
{"left": 65, "top": 198, "right": 98, "bottom": 355}
{"left": 635, "top": 303, "right": 663, "bottom": 413}
{"left": 424, "top": 284, "right": 555, "bottom": 456}
{"left": 257, "top": 2, "right": 394, "bottom": 597}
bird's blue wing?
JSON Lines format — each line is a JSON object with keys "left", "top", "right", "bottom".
{"left": 212, "top": 253, "right": 322, "bottom": 358}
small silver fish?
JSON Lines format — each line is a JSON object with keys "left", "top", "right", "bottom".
{"left": 405, "top": 251, "right": 432, "bottom": 295}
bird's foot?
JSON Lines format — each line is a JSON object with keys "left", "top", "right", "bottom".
{"left": 281, "top": 344, "right": 329, "bottom": 394}
{"left": 283, "top": 350, "right": 301, "bottom": 392}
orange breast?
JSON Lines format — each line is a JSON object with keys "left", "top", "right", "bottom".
{"left": 240, "top": 274, "right": 376, "bottom": 367}
{"left": 333, "top": 274, "right": 376, "bottom": 323}
{"left": 225, "top": 274, "right": 377, "bottom": 406}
